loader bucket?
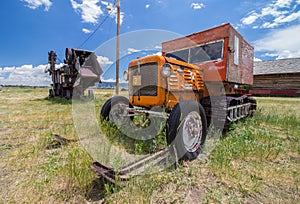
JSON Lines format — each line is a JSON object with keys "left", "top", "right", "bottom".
{"left": 72, "top": 49, "right": 103, "bottom": 91}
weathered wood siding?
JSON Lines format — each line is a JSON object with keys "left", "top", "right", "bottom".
{"left": 253, "top": 73, "right": 300, "bottom": 89}
{"left": 250, "top": 73, "right": 300, "bottom": 96}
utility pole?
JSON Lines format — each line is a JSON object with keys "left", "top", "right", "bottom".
{"left": 116, "top": 0, "right": 120, "bottom": 95}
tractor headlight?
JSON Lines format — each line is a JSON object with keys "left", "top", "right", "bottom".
{"left": 162, "top": 64, "right": 172, "bottom": 77}
{"left": 123, "top": 70, "right": 129, "bottom": 81}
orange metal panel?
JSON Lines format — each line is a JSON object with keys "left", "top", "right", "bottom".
{"left": 129, "top": 55, "right": 167, "bottom": 107}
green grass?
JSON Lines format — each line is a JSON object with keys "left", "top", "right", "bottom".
{"left": 0, "top": 87, "right": 299, "bottom": 203}
{"left": 100, "top": 119, "right": 167, "bottom": 155}
{"left": 207, "top": 98, "right": 300, "bottom": 203}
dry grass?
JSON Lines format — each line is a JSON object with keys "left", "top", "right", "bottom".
{"left": 0, "top": 87, "right": 95, "bottom": 203}
{"left": 0, "top": 87, "right": 299, "bottom": 203}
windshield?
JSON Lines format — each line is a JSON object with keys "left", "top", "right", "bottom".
{"left": 166, "top": 40, "right": 224, "bottom": 64}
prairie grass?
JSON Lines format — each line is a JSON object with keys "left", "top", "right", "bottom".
{"left": 0, "top": 87, "right": 299, "bottom": 203}
{"left": 0, "top": 87, "right": 96, "bottom": 203}
{"left": 207, "top": 97, "right": 300, "bottom": 203}
{"left": 100, "top": 119, "right": 167, "bottom": 155}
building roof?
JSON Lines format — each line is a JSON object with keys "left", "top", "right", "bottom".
{"left": 254, "top": 58, "right": 300, "bottom": 75}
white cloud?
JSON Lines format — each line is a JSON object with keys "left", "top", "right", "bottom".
{"left": 191, "top": 2, "right": 205, "bottom": 10}
{"left": 97, "top": 56, "right": 113, "bottom": 70}
{"left": 127, "top": 48, "right": 141, "bottom": 54}
{"left": 241, "top": 0, "right": 300, "bottom": 28}
{"left": 274, "top": 10, "right": 300, "bottom": 23}
{"left": 101, "top": 0, "right": 109, "bottom": 6}
{"left": 22, "top": 0, "right": 52, "bottom": 11}
{"left": 70, "top": 0, "right": 103, "bottom": 24}
{"left": 241, "top": 12, "right": 260, "bottom": 25}
{"left": 0, "top": 64, "right": 52, "bottom": 86}
{"left": 261, "top": 6, "right": 287, "bottom": 17}
{"left": 264, "top": 53, "right": 281, "bottom": 57}
{"left": 70, "top": 1, "right": 125, "bottom": 25}
{"left": 82, "top": 28, "right": 93, "bottom": 33}
{"left": 154, "top": 45, "right": 162, "bottom": 49}
{"left": 153, "top": 51, "right": 162, "bottom": 56}
{"left": 261, "top": 22, "right": 275, "bottom": 28}
{"left": 145, "top": 4, "right": 150, "bottom": 9}
{"left": 254, "top": 24, "right": 300, "bottom": 59}
{"left": 261, "top": 10, "right": 300, "bottom": 28}
{"left": 254, "top": 57, "right": 262, "bottom": 61}
{"left": 101, "top": 77, "right": 115, "bottom": 82}
{"left": 274, "top": 0, "right": 293, "bottom": 7}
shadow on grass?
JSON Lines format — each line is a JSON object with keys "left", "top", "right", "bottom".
{"left": 56, "top": 178, "right": 109, "bottom": 202}
{"left": 45, "top": 134, "right": 78, "bottom": 150}
{"left": 85, "top": 178, "right": 121, "bottom": 202}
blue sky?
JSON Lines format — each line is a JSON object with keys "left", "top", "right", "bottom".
{"left": 1, "top": 0, "right": 300, "bottom": 85}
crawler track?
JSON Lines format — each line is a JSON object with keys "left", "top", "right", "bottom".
{"left": 201, "top": 95, "right": 257, "bottom": 130}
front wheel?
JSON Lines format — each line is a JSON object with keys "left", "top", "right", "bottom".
{"left": 100, "top": 96, "right": 131, "bottom": 126}
{"left": 167, "top": 101, "right": 207, "bottom": 161}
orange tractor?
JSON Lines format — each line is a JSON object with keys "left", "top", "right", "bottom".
{"left": 100, "top": 23, "right": 256, "bottom": 161}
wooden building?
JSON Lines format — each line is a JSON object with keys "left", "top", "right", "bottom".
{"left": 250, "top": 58, "right": 300, "bottom": 96}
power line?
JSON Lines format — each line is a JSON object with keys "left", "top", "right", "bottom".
{"left": 78, "top": 0, "right": 116, "bottom": 48}
{"left": 77, "top": 14, "right": 110, "bottom": 48}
